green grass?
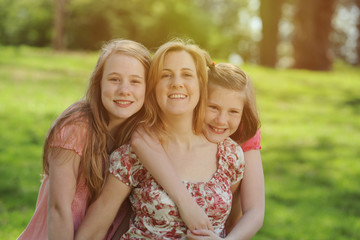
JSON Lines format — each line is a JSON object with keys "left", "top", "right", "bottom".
{"left": 1, "top": 45, "right": 359, "bottom": 239}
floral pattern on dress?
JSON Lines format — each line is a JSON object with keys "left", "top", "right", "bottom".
{"left": 109, "top": 137, "right": 244, "bottom": 239}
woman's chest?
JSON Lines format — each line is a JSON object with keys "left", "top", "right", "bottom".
{"left": 130, "top": 173, "right": 233, "bottom": 228}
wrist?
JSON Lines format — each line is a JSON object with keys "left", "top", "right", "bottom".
{"left": 173, "top": 191, "right": 195, "bottom": 208}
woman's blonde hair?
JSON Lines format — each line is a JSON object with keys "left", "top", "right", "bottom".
{"left": 208, "top": 63, "right": 260, "bottom": 144}
{"left": 43, "top": 39, "right": 151, "bottom": 204}
{"left": 143, "top": 39, "right": 211, "bottom": 141}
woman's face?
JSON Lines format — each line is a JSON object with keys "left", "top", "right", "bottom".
{"left": 203, "top": 83, "right": 244, "bottom": 143}
{"left": 101, "top": 53, "right": 146, "bottom": 127}
{"left": 155, "top": 50, "right": 200, "bottom": 117}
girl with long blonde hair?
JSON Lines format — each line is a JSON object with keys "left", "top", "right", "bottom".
{"left": 18, "top": 39, "right": 151, "bottom": 240}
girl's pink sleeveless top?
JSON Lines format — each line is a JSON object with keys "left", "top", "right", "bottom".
{"left": 17, "top": 121, "right": 126, "bottom": 240}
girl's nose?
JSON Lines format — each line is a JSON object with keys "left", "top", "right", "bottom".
{"left": 214, "top": 112, "right": 227, "bottom": 125}
{"left": 117, "top": 82, "right": 130, "bottom": 95}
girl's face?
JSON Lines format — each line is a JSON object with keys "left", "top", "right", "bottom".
{"left": 155, "top": 50, "right": 200, "bottom": 117}
{"left": 203, "top": 83, "right": 244, "bottom": 143}
{"left": 101, "top": 53, "right": 146, "bottom": 127}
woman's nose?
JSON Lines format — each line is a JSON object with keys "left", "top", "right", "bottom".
{"left": 170, "top": 75, "right": 183, "bottom": 88}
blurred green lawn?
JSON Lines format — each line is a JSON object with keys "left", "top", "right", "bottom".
{"left": 1, "top": 46, "right": 359, "bottom": 239}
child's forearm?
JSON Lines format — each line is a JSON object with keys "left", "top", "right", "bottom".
{"left": 226, "top": 150, "right": 265, "bottom": 240}
{"left": 225, "top": 209, "right": 264, "bottom": 240}
{"left": 75, "top": 175, "right": 131, "bottom": 240}
{"left": 138, "top": 149, "right": 213, "bottom": 231}
{"left": 131, "top": 129, "right": 213, "bottom": 230}
{"left": 130, "top": 129, "right": 190, "bottom": 205}
{"left": 47, "top": 148, "right": 80, "bottom": 240}
{"left": 47, "top": 206, "right": 74, "bottom": 240}
{"left": 131, "top": 135, "right": 191, "bottom": 206}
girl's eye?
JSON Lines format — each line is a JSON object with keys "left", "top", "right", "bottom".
{"left": 208, "top": 105, "right": 218, "bottom": 110}
{"left": 131, "top": 79, "right": 142, "bottom": 84}
{"left": 230, "top": 110, "right": 241, "bottom": 115}
{"left": 110, "top": 78, "right": 119, "bottom": 82}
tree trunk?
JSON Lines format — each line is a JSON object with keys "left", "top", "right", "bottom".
{"left": 259, "top": 0, "right": 283, "bottom": 67}
{"left": 355, "top": 0, "right": 360, "bottom": 65}
{"left": 292, "top": 0, "right": 337, "bottom": 70}
{"left": 53, "top": 0, "right": 68, "bottom": 50}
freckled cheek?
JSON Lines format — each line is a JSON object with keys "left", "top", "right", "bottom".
{"left": 204, "top": 112, "right": 216, "bottom": 125}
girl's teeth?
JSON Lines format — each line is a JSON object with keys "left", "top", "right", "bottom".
{"left": 115, "top": 100, "right": 131, "bottom": 104}
{"left": 211, "top": 126, "right": 225, "bottom": 133}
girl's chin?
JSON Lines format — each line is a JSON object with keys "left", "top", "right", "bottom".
{"left": 204, "top": 130, "right": 227, "bottom": 143}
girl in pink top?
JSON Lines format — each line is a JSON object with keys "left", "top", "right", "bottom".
{"left": 17, "top": 39, "right": 151, "bottom": 240}
{"left": 130, "top": 62, "right": 264, "bottom": 239}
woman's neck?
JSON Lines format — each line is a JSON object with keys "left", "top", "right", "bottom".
{"left": 163, "top": 114, "right": 195, "bottom": 144}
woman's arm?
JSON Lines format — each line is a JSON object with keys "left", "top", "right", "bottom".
{"left": 47, "top": 148, "right": 80, "bottom": 240}
{"left": 131, "top": 128, "right": 213, "bottom": 231}
{"left": 75, "top": 174, "right": 131, "bottom": 240}
{"left": 225, "top": 149, "right": 265, "bottom": 240}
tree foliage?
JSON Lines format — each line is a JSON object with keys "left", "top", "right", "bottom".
{"left": 0, "top": 0, "right": 358, "bottom": 68}
{"left": 0, "top": 0, "right": 53, "bottom": 46}
{"left": 65, "top": 0, "right": 224, "bottom": 54}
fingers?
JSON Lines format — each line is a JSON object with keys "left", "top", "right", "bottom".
{"left": 190, "top": 229, "right": 211, "bottom": 236}
{"left": 207, "top": 221, "right": 214, "bottom": 231}
{"left": 187, "top": 229, "right": 216, "bottom": 240}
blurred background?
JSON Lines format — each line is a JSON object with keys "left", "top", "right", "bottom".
{"left": 1, "top": 0, "right": 360, "bottom": 239}
{"left": 1, "top": 0, "right": 359, "bottom": 69}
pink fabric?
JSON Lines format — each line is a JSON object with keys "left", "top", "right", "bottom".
{"left": 240, "top": 129, "right": 262, "bottom": 152}
{"left": 109, "top": 138, "right": 245, "bottom": 239}
{"left": 49, "top": 119, "right": 88, "bottom": 156}
{"left": 18, "top": 119, "right": 126, "bottom": 239}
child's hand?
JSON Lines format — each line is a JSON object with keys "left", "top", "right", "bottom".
{"left": 178, "top": 197, "right": 214, "bottom": 232}
{"left": 186, "top": 229, "right": 222, "bottom": 240}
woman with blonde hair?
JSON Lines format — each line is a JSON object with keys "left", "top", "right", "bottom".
{"left": 18, "top": 39, "right": 151, "bottom": 240}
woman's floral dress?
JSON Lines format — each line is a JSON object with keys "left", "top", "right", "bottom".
{"left": 109, "top": 137, "right": 245, "bottom": 239}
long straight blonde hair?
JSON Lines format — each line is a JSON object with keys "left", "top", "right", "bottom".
{"left": 43, "top": 39, "right": 151, "bottom": 204}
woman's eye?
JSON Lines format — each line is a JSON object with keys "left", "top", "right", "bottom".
{"left": 161, "top": 73, "right": 171, "bottom": 79}
{"left": 183, "top": 72, "right": 193, "bottom": 78}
